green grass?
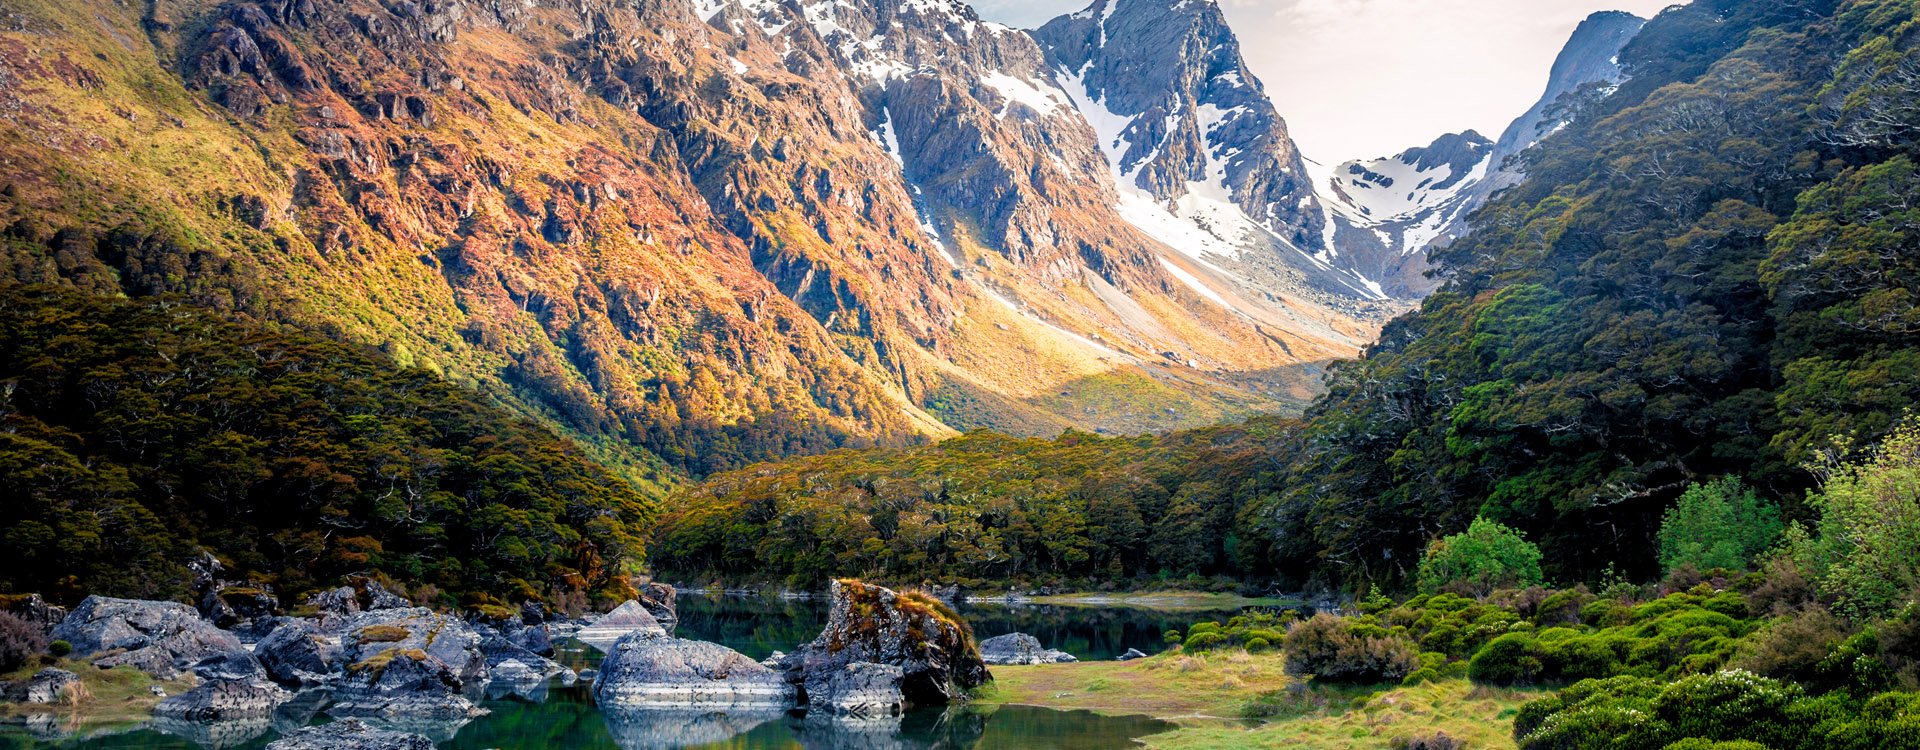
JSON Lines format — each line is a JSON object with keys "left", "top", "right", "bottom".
{"left": 982, "top": 648, "right": 1545, "bottom": 749}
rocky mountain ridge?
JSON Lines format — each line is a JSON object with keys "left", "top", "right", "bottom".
{"left": 1315, "top": 10, "right": 1649, "bottom": 296}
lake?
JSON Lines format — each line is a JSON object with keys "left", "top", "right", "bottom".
{"left": 0, "top": 593, "right": 1280, "bottom": 750}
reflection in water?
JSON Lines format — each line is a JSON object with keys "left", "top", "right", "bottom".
{"left": 0, "top": 597, "right": 1195, "bottom": 750}
{"left": 672, "top": 592, "right": 1269, "bottom": 662}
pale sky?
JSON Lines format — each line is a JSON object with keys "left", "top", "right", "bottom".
{"left": 972, "top": 0, "right": 1683, "bottom": 164}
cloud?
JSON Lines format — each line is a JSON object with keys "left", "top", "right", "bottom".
{"left": 966, "top": 0, "right": 1682, "bottom": 162}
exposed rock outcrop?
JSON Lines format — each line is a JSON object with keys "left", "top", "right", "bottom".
{"left": 155, "top": 670, "right": 292, "bottom": 721}
{"left": 1, "top": 595, "right": 67, "bottom": 635}
{"left": 593, "top": 631, "right": 794, "bottom": 708}
{"left": 638, "top": 583, "right": 679, "bottom": 633}
{"left": 977, "top": 633, "right": 1077, "bottom": 665}
{"left": 50, "top": 596, "right": 242, "bottom": 679}
{"left": 254, "top": 618, "right": 344, "bottom": 687}
{"left": 324, "top": 608, "right": 489, "bottom": 719}
{"left": 7, "top": 668, "right": 79, "bottom": 704}
{"left": 266, "top": 719, "right": 435, "bottom": 750}
{"left": 780, "top": 580, "right": 990, "bottom": 706}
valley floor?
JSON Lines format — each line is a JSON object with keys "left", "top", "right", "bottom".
{"left": 980, "top": 651, "right": 1543, "bottom": 749}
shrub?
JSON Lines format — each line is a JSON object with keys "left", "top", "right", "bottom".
{"left": 1658, "top": 479, "right": 1783, "bottom": 575}
{"left": 1417, "top": 518, "right": 1545, "bottom": 596}
{"left": 1732, "top": 606, "right": 1856, "bottom": 690}
{"left": 1244, "top": 636, "right": 1272, "bottom": 653}
{"left": 1514, "top": 675, "right": 1663, "bottom": 749}
{"left": 1470, "top": 632, "right": 1545, "bottom": 685}
{"left": 1649, "top": 670, "right": 1804, "bottom": 748}
{"left": 48, "top": 639, "right": 71, "bottom": 657}
{"left": 1787, "top": 422, "right": 1920, "bottom": 620}
{"left": 1184, "top": 631, "right": 1226, "bottom": 651}
{"left": 1282, "top": 613, "right": 1419, "bottom": 684}
{"left": 0, "top": 611, "right": 48, "bottom": 672}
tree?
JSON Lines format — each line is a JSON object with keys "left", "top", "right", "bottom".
{"left": 1658, "top": 478, "right": 1784, "bottom": 574}
{"left": 1788, "top": 421, "right": 1920, "bottom": 621}
{"left": 1417, "top": 518, "right": 1545, "bottom": 596}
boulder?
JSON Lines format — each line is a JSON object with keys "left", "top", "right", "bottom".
{"left": 50, "top": 596, "right": 242, "bottom": 679}
{"left": 1116, "top": 648, "right": 1147, "bottom": 661}
{"left": 574, "top": 600, "right": 668, "bottom": 652}
{"left": 325, "top": 608, "right": 489, "bottom": 718}
{"left": 638, "top": 582, "right": 679, "bottom": 633}
{"left": 593, "top": 631, "right": 794, "bottom": 708}
{"left": 190, "top": 552, "right": 280, "bottom": 636}
{"left": 363, "top": 581, "right": 411, "bottom": 610}
{"left": 1, "top": 594, "right": 67, "bottom": 635}
{"left": 192, "top": 651, "right": 270, "bottom": 681}
{"left": 977, "top": 633, "right": 1077, "bottom": 665}
{"left": 302, "top": 587, "right": 359, "bottom": 619}
{"left": 480, "top": 632, "right": 572, "bottom": 683}
{"left": 266, "top": 719, "right": 435, "bottom": 750}
{"left": 154, "top": 676, "right": 292, "bottom": 721}
{"left": 254, "top": 618, "right": 343, "bottom": 687}
{"left": 804, "top": 662, "right": 905, "bottom": 717}
{"left": 779, "top": 580, "right": 990, "bottom": 706}
{"left": 9, "top": 668, "right": 80, "bottom": 704}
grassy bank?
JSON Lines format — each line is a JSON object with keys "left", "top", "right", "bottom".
{"left": 0, "top": 659, "right": 195, "bottom": 728}
{"left": 981, "top": 650, "right": 1543, "bottom": 749}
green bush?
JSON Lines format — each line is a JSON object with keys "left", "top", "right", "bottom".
{"left": 1184, "top": 631, "right": 1227, "bottom": 651}
{"left": 1470, "top": 632, "right": 1545, "bottom": 685}
{"left": 1658, "top": 479, "right": 1783, "bottom": 575}
{"left": 1282, "top": 613, "right": 1419, "bottom": 684}
{"left": 1417, "top": 518, "right": 1545, "bottom": 596}
{"left": 48, "top": 639, "right": 71, "bottom": 657}
{"left": 1786, "top": 422, "right": 1920, "bottom": 621}
{"left": 1244, "top": 636, "right": 1273, "bottom": 653}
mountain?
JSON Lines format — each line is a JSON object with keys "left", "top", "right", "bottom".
{"left": 1317, "top": 10, "right": 1647, "bottom": 297}
{"left": 0, "top": 0, "right": 1396, "bottom": 485}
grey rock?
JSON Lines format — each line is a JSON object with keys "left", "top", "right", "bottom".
{"left": 265, "top": 719, "right": 435, "bottom": 750}
{"left": 11, "top": 668, "right": 80, "bottom": 704}
{"left": 325, "top": 608, "right": 489, "bottom": 719}
{"left": 50, "top": 596, "right": 242, "bottom": 679}
{"left": 480, "top": 627, "right": 571, "bottom": 681}
{"left": 637, "top": 582, "right": 679, "bottom": 633}
{"left": 1116, "top": 648, "right": 1147, "bottom": 661}
{"left": 804, "top": 662, "right": 904, "bottom": 717}
{"left": 978, "top": 633, "right": 1077, "bottom": 665}
{"left": 364, "top": 581, "right": 411, "bottom": 611}
{"left": 302, "top": 587, "right": 359, "bottom": 619}
{"left": 192, "top": 651, "right": 270, "bottom": 681}
{"left": 154, "top": 676, "right": 292, "bottom": 721}
{"left": 254, "top": 618, "right": 343, "bottom": 687}
{"left": 593, "top": 631, "right": 794, "bottom": 708}
{"left": 779, "top": 580, "right": 989, "bottom": 706}
{"left": 2, "top": 594, "right": 66, "bottom": 635}
{"left": 574, "top": 600, "right": 668, "bottom": 653}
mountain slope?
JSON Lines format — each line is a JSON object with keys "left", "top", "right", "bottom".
{"left": 1264, "top": 0, "right": 1909, "bottom": 588}
{"left": 0, "top": 0, "right": 1394, "bottom": 481}
{"left": 1317, "top": 10, "right": 1647, "bottom": 296}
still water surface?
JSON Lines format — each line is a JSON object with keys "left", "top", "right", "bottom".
{"left": 0, "top": 594, "right": 1251, "bottom": 749}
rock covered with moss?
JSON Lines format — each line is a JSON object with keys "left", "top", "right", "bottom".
{"left": 780, "top": 580, "right": 990, "bottom": 707}
{"left": 324, "top": 608, "right": 488, "bottom": 719}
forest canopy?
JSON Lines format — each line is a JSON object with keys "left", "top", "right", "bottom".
{"left": 0, "top": 285, "right": 656, "bottom": 607}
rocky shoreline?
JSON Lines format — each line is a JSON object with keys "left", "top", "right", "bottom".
{"left": 2, "top": 576, "right": 1043, "bottom": 747}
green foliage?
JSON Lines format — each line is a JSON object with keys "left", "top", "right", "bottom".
{"left": 1255, "top": 0, "right": 1920, "bottom": 591}
{"left": 48, "top": 640, "right": 71, "bottom": 658}
{"left": 1170, "top": 611, "right": 1295, "bottom": 654}
{"left": 0, "top": 285, "right": 654, "bottom": 604}
{"left": 1658, "top": 479, "right": 1783, "bottom": 574}
{"left": 652, "top": 419, "right": 1298, "bottom": 588}
{"left": 1516, "top": 670, "right": 1920, "bottom": 750}
{"left": 1786, "top": 421, "right": 1920, "bottom": 621}
{"left": 1417, "top": 518, "right": 1546, "bottom": 596}
{"left": 1282, "top": 613, "right": 1420, "bottom": 684}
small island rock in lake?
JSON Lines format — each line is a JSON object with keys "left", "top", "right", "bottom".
{"left": 777, "top": 580, "right": 991, "bottom": 707}
{"left": 593, "top": 631, "right": 794, "bottom": 707}
{"left": 575, "top": 599, "right": 670, "bottom": 652}
{"left": 324, "top": 608, "right": 490, "bottom": 719}
{"left": 977, "top": 633, "right": 1078, "bottom": 665}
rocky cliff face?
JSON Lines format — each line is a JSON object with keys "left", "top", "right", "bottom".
{"left": 0, "top": 0, "right": 1396, "bottom": 480}
{"left": 1318, "top": 10, "right": 1647, "bottom": 296}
